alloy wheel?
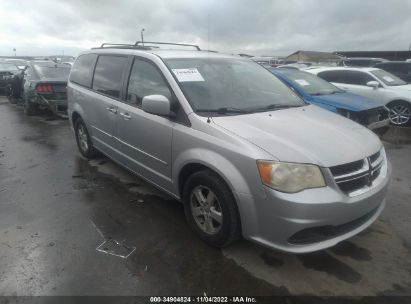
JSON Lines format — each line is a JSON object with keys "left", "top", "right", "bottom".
{"left": 77, "top": 124, "right": 89, "bottom": 153}
{"left": 190, "top": 186, "right": 223, "bottom": 235}
{"left": 389, "top": 105, "right": 411, "bottom": 126}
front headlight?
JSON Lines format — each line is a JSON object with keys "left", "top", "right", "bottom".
{"left": 257, "top": 160, "right": 326, "bottom": 193}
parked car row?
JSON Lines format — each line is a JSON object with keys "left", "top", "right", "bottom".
{"left": 2, "top": 59, "right": 71, "bottom": 117}
{"left": 63, "top": 42, "right": 390, "bottom": 253}
{"left": 269, "top": 68, "right": 390, "bottom": 133}
{"left": 1, "top": 42, "right": 393, "bottom": 253}
{"left": 277, "top": 56, "right": 411, "bottom": 85}
{"left": 308, "top": 67, "right": 411, "bottom": 126}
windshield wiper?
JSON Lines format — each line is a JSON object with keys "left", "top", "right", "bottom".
{"left": 195, "top": 107, "right": 251, "bottom": 114}
{"left": 250, "top": 104, "right": 302, "bottom": 112}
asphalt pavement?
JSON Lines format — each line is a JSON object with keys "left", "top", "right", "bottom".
{"left": 0, "top": 97, "right": 410, "bottom": 297}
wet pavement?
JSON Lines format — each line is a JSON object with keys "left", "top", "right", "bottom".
{"left": 0, "top": 96, "right": 411, "bottom": 296}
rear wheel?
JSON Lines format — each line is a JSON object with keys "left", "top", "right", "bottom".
{"left": 23, "top": 99, "right": 37, "bottom": 116}
{"left": 74, "top": 118, "right": 100, "bottom": 159}
{"left": 6, "top": 86, "right": 17, "bottom": 104}
{"left": 183, "top": 170, "right": 241, "bottom": 248}
{"left": 388, "top": 101, "right": 411, "bottom": 126}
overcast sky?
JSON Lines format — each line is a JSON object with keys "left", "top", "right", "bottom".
{"left": 1, "top": 0, "right": 411, "bottom": 57}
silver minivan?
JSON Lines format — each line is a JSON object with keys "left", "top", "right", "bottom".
{"left": 67, "top": 42, "right": 391, "bottom": 253}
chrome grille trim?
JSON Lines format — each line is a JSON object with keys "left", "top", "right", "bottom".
{"left": 330, "top": 148, "right": 387, "bottom": 197}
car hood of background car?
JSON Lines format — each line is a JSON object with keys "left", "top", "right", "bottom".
{"left": 393, "top": 84, "right": 411, "bottom": 91}
{"left": 311, "top": 91, "right": 386, "bottom": 111}
{"left": 212, "top": 105, "right": 381, "bottom": 167}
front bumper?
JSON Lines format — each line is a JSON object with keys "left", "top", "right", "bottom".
{"left": 367, "top": 118, "right": 390, "bottom": 131}
{"left": 235, "top": 161, "right": 391, "bottom": 253}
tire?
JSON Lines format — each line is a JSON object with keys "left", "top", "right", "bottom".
{"left": 74, "top": 117, "right": 100, "bottom": 159}
{"left": 183, "top": 170, "right": 241, "bottom": 248}
{"left": 24, "top": 100, "right": 37, "bottom": 116}
{"left": 6, "top": 86, "right": 17, "bottom": 104}
{"left": 387, "top": 101, "right": 411, "bottom": 127}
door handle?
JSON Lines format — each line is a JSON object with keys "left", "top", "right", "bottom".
{"left": 119, "top": 112, "right": 132, "bottom": 120}
{"left": 106, "top": 107, "right": 117, "bottom": 114}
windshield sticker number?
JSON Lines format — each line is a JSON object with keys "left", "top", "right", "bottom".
{"left": 295, "top": 79, "right": 310, "bottom": 86}
{"left": 383, "top": 76, "right": 394, "bottom": 82}
{"left": 172, "top": 68, "right": 205, "bottom": 82}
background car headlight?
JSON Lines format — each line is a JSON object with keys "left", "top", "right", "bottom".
{"left": 336, "top": 108, "right": 351, "bottom": 118}
{"left": 257, "top": 160, "right": 326, "bottom": 193}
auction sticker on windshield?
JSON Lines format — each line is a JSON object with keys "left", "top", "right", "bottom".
{"left": 295, "top": 79, "right": 310, "bottom": 86}
{"left": 172, "top": 68, "right": 205, "bottom": 82}
{"left": 383, "top": 76, "right": 394, "bottom": 82}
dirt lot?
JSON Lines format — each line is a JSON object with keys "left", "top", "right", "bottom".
{"left": 0, "top": 97, "right": 410, "bottom": 297}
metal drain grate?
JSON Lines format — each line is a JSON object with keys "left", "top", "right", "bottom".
{"left": 96, "top": 239, "right": 136, "bottom": 259}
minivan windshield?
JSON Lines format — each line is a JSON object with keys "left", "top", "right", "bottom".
{"left": 282, "top": 70, "right": 343, "bottom": 95}
{"left": 165, "top": 58, "right": 304, "bottom": 114}
{"left": 371, "top": 69, "right": 406, "bottom": 86}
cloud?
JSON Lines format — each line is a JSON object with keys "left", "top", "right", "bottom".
{"left": 1, "top": 0, "right": 411, "bottom": 57}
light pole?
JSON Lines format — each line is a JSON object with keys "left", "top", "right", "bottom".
{"left": 13, "top": 48, "right": 16, "bottom": 57}
{"left": 141, "top": 28, "right": 145, "bottom": 46}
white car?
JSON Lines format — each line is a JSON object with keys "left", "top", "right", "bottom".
{"left": 307, "top": 67, "right": 411, "bottom": 126}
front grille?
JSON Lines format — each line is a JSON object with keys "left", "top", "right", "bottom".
{"left": 330, "top": 149, "right": 385, "bottom": 195}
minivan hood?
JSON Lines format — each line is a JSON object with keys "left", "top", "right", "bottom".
{"left": 312, "top": 92, "right": 385, "bottom": 111}
{"left": 212, "top": 105, "right": 381, "bottom": 167}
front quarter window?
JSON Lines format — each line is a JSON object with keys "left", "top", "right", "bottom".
{"left": 126, "top": 58, "right": 172, "bottom": 107}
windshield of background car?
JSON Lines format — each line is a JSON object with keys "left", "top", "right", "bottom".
{"left": 284, "top": 70, "right": 343, "bottom": 95}
{"left": 6, "top": 60, "right": 27, "bottom": 66}
{"left": 34, "top": 65, "right": 71, "bottom": 79}
{"left": 371, "top": 69, "right": 407, "bottom": 86}
{"left": 0, "top": 63, "right": 19, "bottom": 71}
{"left": 165, "top": 58, "right": 304, "bottom": 113}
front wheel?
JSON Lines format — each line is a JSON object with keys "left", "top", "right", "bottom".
{"left": 183, "top": 170, "right": 241, "bottom": 248}
{"left": 388, "top": 101, "right": 411, "bottom": 126}
{"left": 74, "top": 118, "right": 100, "bottom": 159}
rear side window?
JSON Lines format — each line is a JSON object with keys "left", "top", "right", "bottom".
{"left": 70, "top": 54, "right": 97, "bottom": 87}
{"left": 318, "top": 70, "right": 374, "bottom": 86}
{"left": 92, "top": 55, "right": 128, "bottom": 99}
{"left": 126, "top": 58, "right": 172, "bottom": 107}
{"left": 317, "top": 71, "right": 341, "bottom": 83}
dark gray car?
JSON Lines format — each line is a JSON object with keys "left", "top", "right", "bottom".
{"left": 22, "top": 61, "right": 70, "bottom": 116}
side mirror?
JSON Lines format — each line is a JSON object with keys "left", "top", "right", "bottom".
{"left": 142, "top": 95, "right": 172, "bottom": 117}
{"left": 366, "top": 81, "right": 379, "bottom": 89}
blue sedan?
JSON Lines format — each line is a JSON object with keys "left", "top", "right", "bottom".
{"left": 270, "top": 68, "right": 390, "bottom": 133}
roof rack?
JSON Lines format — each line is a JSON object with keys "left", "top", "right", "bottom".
{"left": 135, "top": 41, "right": 201, "bottom": 51}
{"left": 92, "top": 43, "right": 152, "bottom": 50}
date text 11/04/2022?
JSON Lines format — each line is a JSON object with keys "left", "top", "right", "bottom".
{"left": 149, "top": 296, "right": 257, "bottom": 303}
